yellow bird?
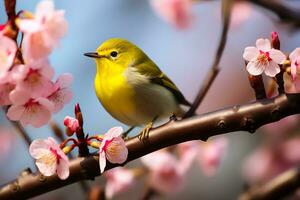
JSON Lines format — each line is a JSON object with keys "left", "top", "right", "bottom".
{"left": 84, "top": 38, "right": 190, "bottom": 139}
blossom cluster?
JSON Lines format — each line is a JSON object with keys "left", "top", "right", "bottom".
{"left": 102, "top": 137, "right": 227, "bottom": 199}
{"left": 29, "top": 124, "right": 128, "bottom": 180}
{"left": 243, "top": 36, "right": 300, "bottom": 80}
{"left": 0, "top": 0, "right": 72, "bottom": 127}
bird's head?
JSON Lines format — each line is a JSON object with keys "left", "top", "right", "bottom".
{"left": 84, "top": 38, "right": 145, "bottom": 70}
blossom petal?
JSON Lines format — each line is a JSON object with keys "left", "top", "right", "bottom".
{"left": 18, "top": 19, "right": 41, "bottom": 33}
{"left": 106, "top": 137, "right": 128, "bottom": 164}
{"left": 6, "top": 105, "right": 25, "bottom": 121}
{"left": 29, "top": 139, "right": 50, "bottom": 159}
{"left": 243, "top": 47, "right": 259, "bottom": 62}
{"left": 99, "top": 151, "right": 106, "bottom": 173}
{"left": 289, "top": 48, "right": 300, "bottom": 61}
{"left": 57, "top": 73, "right": 73, "bottom": 88}
{"left": 269, "top": 49, "right": 286, "bottom": 64}
{"left": 9, "top": 89, "right": 31, "bottom": 105}
{"left": 264, "top": 61, "right": 280, "bottom": 77}
{"left": 36, "top": 157, "right": 57, "bottom": 176}
{"left": 246, "top": 61, "right": 264, "bottom": 76}
{"left": 35, "top": 0, "right": 55, "bottom": 19}
{"left": 56, "top": 158, "right": 69, "bottom": 180}
{"left": 256, "top": 38, "right": 271, "bottom": 52}
{"left": 105, "top": 127, "right": 124, "bottom": 140}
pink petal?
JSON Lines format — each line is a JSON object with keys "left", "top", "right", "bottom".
{"left": 9, "top": 89, "right": 31, "bottom": 105}
{"left": 231, "top": 2, "right": 252, "bottom": 27}
{"left": 23, "top": 32, "right": 52, "bottom": 61}
{"left": 0, "top": 35, "right": 17, "bottom": 73}
{"left": 177, "top": 141, "right": 198, "bottom": 173}
{"left": 48, "top": 88, "right": 72, "bottom": 113}
{"left": 29, "top": 139, "right": 50, "bottom": 159}
{"left": 57, "top": 73, "right": 73, "bottom": 88}
{"left": 243, "top": 47, "right": 259, "bottom": 62}
{"left": 56, "top": 158, "right": 69, "bottom": 180}
{"left": 264, "top": 61, "right": 280, "bottom": 77}
{"left": 289, "top": 48, "right": 300, "bottom": 61}
{"left": 19, "top": 99, "right": 53, "bottom": 127}
{"left": 150, "top": 0, "right": 193, "bottom": 29}
{"left": 104, "top": 127, "right": 124, "bottom": 141}
{"left": 269, "top": 49, "right": 286, "bottom": 64}
{"left": 256, "top": 38, "right": 271, "bottom": 52}
{"left": 6, "top": 105, "right": 25, "bottom": 121}
{"left": 291, "top": 64, "right": 297, "bottom": 81}
{"left": 35, "top": 0, "right": 55, "bottom": 19}
{"left": 36, "top": 157, "right": 57, "bottom": 176}
{"left": 99, "top": 151, "right": 107, "bottom": 173}
{"left": 106, "top": 137, "right": 128, "bottom": 164}
{"left": 246, "top": 61, "right": 265, "bottom": 76}
{"left": 104, "top": 167, "right": 135, "bottom": 199}
{"left": 18, "top": 19, "right": 41, "bottom": 33}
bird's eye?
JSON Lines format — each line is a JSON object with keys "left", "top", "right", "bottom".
{"left": 110, "top": 51, "right": 118, "bottom": 58}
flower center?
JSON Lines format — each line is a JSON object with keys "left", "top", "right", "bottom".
{"left": 257, "top": 50, "right": 271, "bottom": 65}
{"left": 50, "top": 147, "right": 62, "bottom": 164}
{"left": 38, "top": 152, "right": 57, "bottom": 166}
{"left": 25, "top": 68, "right": 41, "bottom": 84}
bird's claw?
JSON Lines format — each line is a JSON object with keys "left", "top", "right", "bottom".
{"left": 138, "top": 122, "right": 153, "bottom": 143}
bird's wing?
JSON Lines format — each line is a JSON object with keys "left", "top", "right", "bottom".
{"left": 135, "top": 60, "right": 191, "bottom": 106}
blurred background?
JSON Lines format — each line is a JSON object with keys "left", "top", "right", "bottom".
{"left": 1, "top": 0, "right": 300, "bottom": 199}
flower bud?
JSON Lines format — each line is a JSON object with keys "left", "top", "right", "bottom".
{"left": 271, "top": 32, "right": 280, "bottom": 50}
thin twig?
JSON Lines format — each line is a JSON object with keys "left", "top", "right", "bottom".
{"left": 2, "top": 93, "right": 300, "bottom": 199}
{"left": 184, "top": 0, "right": 233, "bottom": 118}
{"left": 239, "top": 167, "right": 300, "bottom": 200}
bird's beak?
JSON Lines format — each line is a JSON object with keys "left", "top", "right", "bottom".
{"left": 84, "top": 52, "right": 101, "bottom": 58}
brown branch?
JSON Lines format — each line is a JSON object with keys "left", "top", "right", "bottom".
{"left": 1, "top": 93, "right": 300, "bottom": 199}
{"left": 184, "top": 0, "right": 233, "bottom": 117}
{"left": 239, "top": 166, "right": 300, "bottom": 200}
{"left": 249, "top": 0, "right": 300, "bottom": 27}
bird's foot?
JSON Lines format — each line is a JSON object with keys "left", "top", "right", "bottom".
{"left": 138, "top": 122, "right": 153, "bottom": 143}
{"left": 169, "top": 113, "right": 178, "bottom": 122}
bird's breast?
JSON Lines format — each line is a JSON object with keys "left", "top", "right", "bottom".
{"left": 94, "top": 66, "right": 179, "bottom": 126}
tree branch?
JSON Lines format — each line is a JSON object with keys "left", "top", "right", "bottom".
{"left": 249, "top": 0, "right": 300, "bottom": 27}
{"left": 239, "top": 166, "right": 300, "bottom": 200}
{"left": 1, "top": 93, "right": 300, "bottom": 199}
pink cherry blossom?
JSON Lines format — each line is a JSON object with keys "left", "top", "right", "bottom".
{"left": 289, "top": 48, "right": 300, "bottom": 81}
{"left": 99, "top": 127, "right": 128, "bottom": 173}
{"left": 262, "top": 115, "right": 298, "bottom": 143}
{"left": 150, "top": 0, "right": 193, "bottom": 29}
{"left": 7, "top": 89, "right": 54, "bottom": 127}
{"left": 177, "top": 141, "right": 199, "bottom": 172}
{"left": 63, "top": 116, "right": 79, "bottom": 133}
{"left": 104, "top": 167, "right": 135, "bottom": 199}
{"left": 243, "top": 38, "right": 286, "bottom": 77}
{"left": 231, "top": 2, "right": 252, "bottom": 27}
{"left": 29, "top": 137, "right": 69, "bottom": 180}
{"left": 197, "top": 137, "right": 228, "bottom": 176}
{"left": 243, "top": 137, "right": 300, "bottom": 185}
{"left": 0, "top": 34, "right": 17, "bottom": 74}
{"left": 47, "top": 73, "right": 73, "bottom": 112}
{"left": 11, "top": 60, "right": 54, "bottom": 98}
{"left": 18, "top": 0, "right": 67, "bottom": 61}
{"left": 141, "top": 150, "right": 186, "bottom": 194}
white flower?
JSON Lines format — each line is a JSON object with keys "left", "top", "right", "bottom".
{"left": 243, "top": 38, "right": 286, "bottom": 77}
